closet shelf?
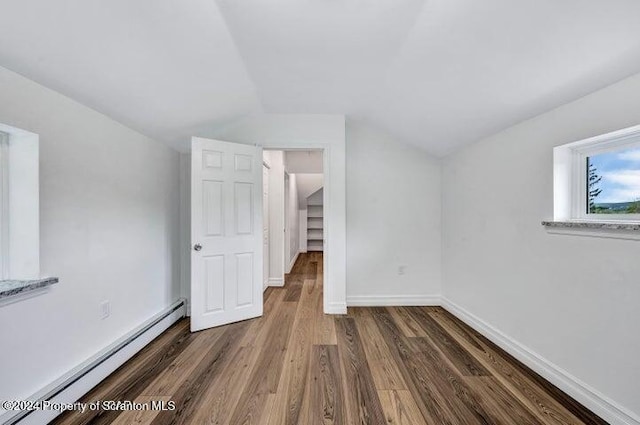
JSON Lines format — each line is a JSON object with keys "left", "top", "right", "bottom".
{"left": 306, "top": 198, "right": 323, "bottom": 252}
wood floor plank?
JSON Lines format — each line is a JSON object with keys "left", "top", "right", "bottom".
{"left": 305, "top": 345, "right": 345, "bottom": 425}
{"left": 284, "top": 278, "right": 303, "bottom": 302}
{"left": 428, "top": 308, "right": 595, "bottom": 425}
{"left": 304, "top": 261, "right": 318, "bottom": 279}
{"left": 348, "top": 307, "right": 372, "bottom": 318}
{"left": 187, "top": 291, "right": 293, "bottom": 425}
{"left": 410, "top": 335, "right": 536, "bottom": 425}
{"left": 268, "top": 317, "right": 313, "bottom": 425}
{"left": 314, "top": 314, "right": 337, "bottom": 345}
{"left": 406, "top": 307, "right": 489, "bottom": 376}
{"left": 313, "top": 288, "right": 336, "bottom": 345}
{"left": 263, "top": 284, "right": 285, "bottom": 317}
{"left": 110, "top": 396, "right": 172, "bottom": 425}
{"left": 228, "top": 301, "right": 297, "bottom": 425}
{"left": 58, "top": 253, "right": 604, "bottom": 425}
{"left": 241, "top": 289, "right": 286, "bottom": 348}
{"left": 268, "top": 278, "right": 318, "bottom": 425}
{"left": 356, "top": 316, "right": 407, "bottom": 390}
{"left": 378, "top": 390, "right": 430, "bottom": 425}
{"left": 139, "top": 325, "right": 226, "bottom": 396}
{"left": 334, "top": 317, "right": 386, "bottom": 425}
{"left": 465, "top": 376, "right": 544, "bottom": 425}
{"left": 258, "top": 394, "right": 277, "bottom": 425}
{"left": 296, "top": 278, "right": 318, "bottom": 320}
{"left": 149, "top": 320, "right": 251, "bottom": 425}
{"left": 187, "top": 344, "right": 256, "bottom": 425}
{"left": 387, "top": 306, "right": 428, "bottom": 338}
{"left": 371, "top": 309, "right": 473, "bottom": 425}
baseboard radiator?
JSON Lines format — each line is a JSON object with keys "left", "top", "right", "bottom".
{"left": 3, "top": 299, "right": 186, "bottom": 425}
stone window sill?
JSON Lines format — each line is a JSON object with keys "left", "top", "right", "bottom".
{"left": 542, "top": 221, "right": 640, "bottom": 240}
{"left": 0, "top": 277, "right": 58, "bottom": 299}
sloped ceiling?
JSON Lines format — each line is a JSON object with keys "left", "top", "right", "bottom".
{"left": 2, "top": 0, "right": 640, "bottom": 155}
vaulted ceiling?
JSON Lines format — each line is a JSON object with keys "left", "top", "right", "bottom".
{"left": 2, "top": 0, "right": 640, "bottom": 155}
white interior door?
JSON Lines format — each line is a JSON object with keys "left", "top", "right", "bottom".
{"left": 191, "top": 137, "right": 263, "bottom": 332}
{"left": 262, "top": 164, "right": 270, "bottom": 290}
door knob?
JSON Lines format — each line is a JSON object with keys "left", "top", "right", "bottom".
{"left": 193, "top": 243, "right": 202, "bottom": 251}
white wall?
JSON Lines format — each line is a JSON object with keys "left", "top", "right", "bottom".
{"left": 346, "top": 119, "right": 442, "bottom": 305}
{"left": 307, "top": 188, "right": 323, "bottom": 206}
{"left": 295, "top": 173, "right": 323, "bottom": 208}
{"left": 0, "top": 66, "right": 181, "bottom": 404}
{"left": 264, "top": 151, "right": 285, "bottom": 284}
{"left": 179, "top": 153, "right": 191, "bottom": 311}
{"left": 442, "top": 72, "right": 640, "bottom": 423}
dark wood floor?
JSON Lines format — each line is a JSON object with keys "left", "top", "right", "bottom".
{"left": 54, "top": 252, "right": 606, "bottom": 425}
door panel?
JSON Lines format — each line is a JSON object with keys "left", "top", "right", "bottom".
{"left": 204, "top": 255, "right": 224, "bottom": 312}
{"left": 203, "top": 180, "right": 223, "bottom": 236}
{"left": 234, "top": 182, "right": 253, "bottom": 234}
{"left": 191, "top": 137, "right": 263, "bottom": 331}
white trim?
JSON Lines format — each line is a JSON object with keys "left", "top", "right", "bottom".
{"left": 441, "top": 297, "right": 640, "bottom": 425}
{"left": 268, "top": 277, "right": 284, "bottom": 287}
{"left": 286, "top": 250, "right": 300, "bottom": 274}
{"left": 325, "top": 301, "right": 347, "bottom": 314}
{"left": 1, "top": 300, "right": 186, "bottom": 425}
{"left": 0, "top": 131, "right": 9, "bottom": 280}
{"left": 347, "top": 295, "right": 441, "bottom": 307}
{"left": 261, "top": 139, "right": 344, "bottom": 318}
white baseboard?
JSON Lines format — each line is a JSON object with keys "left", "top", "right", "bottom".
{"left": 325, "top": 301, "right": 347, "bottom": 314}
{"left": 268, "top": 277, "right": 284, "bottom": 287}
{"left": 441, "top": 297, "right": 640, "bottom": 425}
{"left": 2, "top": 299, "right": 186, "bottom": 425}
{"left": 286, "top": 251, "right": 300, "bottom": 274}
{"left": 347, "top": 295, "right": 441, "bottom": 307}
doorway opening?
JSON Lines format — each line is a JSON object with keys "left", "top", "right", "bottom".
{"left": 262, "top": 149, "right": 324, "bottom": 307}
{"left": 189, "top": 137, "right": 337, "bottom": 333}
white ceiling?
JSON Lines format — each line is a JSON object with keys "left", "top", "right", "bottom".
{"left": 2, "top": 0, "right": 640, "bottom": 155}
{"left": 285, "top": 151, "right": 323, "bottom": 174}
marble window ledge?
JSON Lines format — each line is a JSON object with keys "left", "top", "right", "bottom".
{"left": 0, "top": 277, "right": 59, "bottom": 299}
{"left": 542, "top": 221, "right": 640, "bottom": 240}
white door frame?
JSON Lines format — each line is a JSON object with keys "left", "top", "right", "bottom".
{"left": 263, "top": 144, "right": 338, "bottom": 314}
{"left": 262, "top": 162, "right": 270, "bottom": 291}
{"left": 283, "top": 171, "right": 290, "bottom": 273}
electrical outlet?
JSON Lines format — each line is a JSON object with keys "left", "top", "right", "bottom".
{"left": 397, "top": 265, "right": 406, "bottom": 275}
{"left": 100, "top": 300, "right": 111, "bottom": 320}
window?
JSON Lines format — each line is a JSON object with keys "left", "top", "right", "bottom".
{"left": 553, "top": 124, "right": 640, "bottom": 223}
{"left": 0, "top": 123, "right": 40, "bottom": 280}
{"left": 586, "top": 147, "right": 640, "bottom": 216}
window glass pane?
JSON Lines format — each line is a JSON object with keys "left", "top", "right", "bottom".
{"left": 587, "top": 147, "right": 640, "bottom": 214}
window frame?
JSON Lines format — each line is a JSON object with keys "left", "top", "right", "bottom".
{"left": 563, "top": 125, "right": 640, "bottom": 222}
{"left": 0, "top": 131, "right": 9, "bottom": 279}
